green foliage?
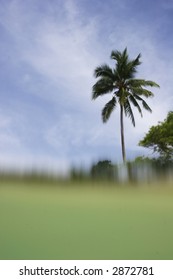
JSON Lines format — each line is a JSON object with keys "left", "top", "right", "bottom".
{"left": 90, "top": 160, "right": 116, "bottom": 180}
{"left": 102, "top": 97, "right": 117, "bottom": 122}
{"left": 139, "top": 111, "right": 173, "bottom": 160}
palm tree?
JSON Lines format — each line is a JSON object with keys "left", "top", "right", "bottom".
{"left": 92, "top": 48, "right": 160, "bottom": 163}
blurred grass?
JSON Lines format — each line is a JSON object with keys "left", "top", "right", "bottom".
{"left": 0, "top": 180, "right": 173, "bottom": 260}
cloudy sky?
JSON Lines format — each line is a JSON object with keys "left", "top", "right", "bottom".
{"left": 0, "top": 0, "right": 172, "bottom": 173}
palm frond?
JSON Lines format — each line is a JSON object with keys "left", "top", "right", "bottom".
{"left": 94, "top": 64, "right": 114, "bottom": 79}
{"left": 92, "top": 78, "right": 114, "bottom": 99}
{"left": 144, "top": 80, "right": 160, "bottom": 87}
{"left": 102, "top": 96, "right": 117, "bottom": 122}
{"left": 125, "top": 54, "right": 141, "bottom": 78}
{"left": 113, "top": 69, "right": 121, "bottom": 81}
{"left": 133, "top": 94, "right": 152, "bottom": 112}
{"left": 130, "top": 87, "right": 154, "bottom": 97}
{"left": 132, "top": 53, "right": 141, "bottom": 67}
{"left": 120, "top": 61, "right": 137, "bottom": 79}
{"left": 129, "top": 95, "right": 143, "bottom": 117}
{"left": 127, "top": 79, "right": 160, "bottom": 88}
{"left": 111, "top": 48, "right": 142, "bottom": 80}
{"left": 111, "top": 50, "right": 122, "bottom": 61}
{"left": 124, "top": 99, "right": 135, "bottom": 126}
{"left": 142, "top": 100, "right": 152, "bottom": 112}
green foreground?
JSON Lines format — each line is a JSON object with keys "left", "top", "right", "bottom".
{"left": 0, "top": 181, "right": 173, "bottom": 260}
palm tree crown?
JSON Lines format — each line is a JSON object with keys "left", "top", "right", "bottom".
{"left": 92, "top": 48, "right": 160, "bottom": 163}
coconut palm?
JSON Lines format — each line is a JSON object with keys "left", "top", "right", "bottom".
{"left": 92, "top": 48, "right": 160, "bottom": 163}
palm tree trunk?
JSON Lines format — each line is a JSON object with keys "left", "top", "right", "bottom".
{"left": 120, "top": 105, "right": 126, "bottom": 163}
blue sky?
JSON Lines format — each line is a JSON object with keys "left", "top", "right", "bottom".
{"left": 0, "top": 0, "right": 172, "bottom": 173}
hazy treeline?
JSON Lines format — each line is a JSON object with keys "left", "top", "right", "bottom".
{"left": 0, "top": 157, "right": 172, "bottom": 185}
{"left": 70, "top": 158, "right": 173, "bottom": 184}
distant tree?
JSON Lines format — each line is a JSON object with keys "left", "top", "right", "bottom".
{"left": 139, "top": 111, "right": 173, "bottom": 161}
{"left": 92, "top": 48, "right": 159, "bottom": 163}
{"left": 90, "top": 160, "right": 115, "bottom": 180}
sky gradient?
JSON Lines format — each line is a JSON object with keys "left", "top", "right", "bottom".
{"left": 0, "top": 0, "right": 173, "bottom": 173}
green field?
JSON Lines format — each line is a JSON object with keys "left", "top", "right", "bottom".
{"left": 0, "top": 180, "right": 173, "bottom": 260}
